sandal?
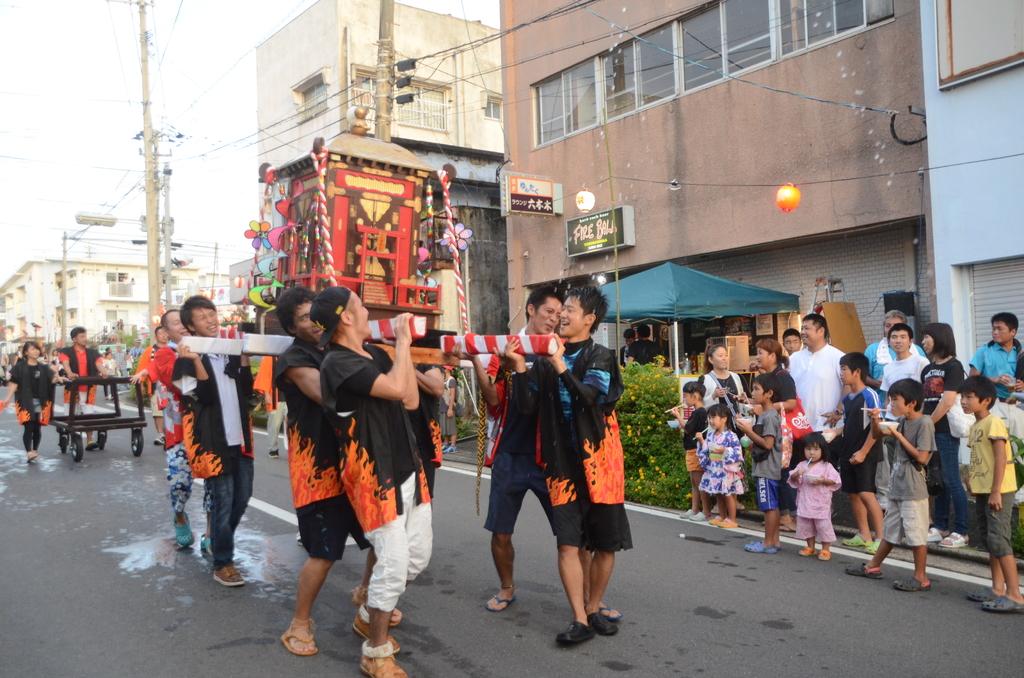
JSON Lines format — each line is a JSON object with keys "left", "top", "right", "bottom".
{"left": 798, "top": 547, "right": 818, "bottom": 557}
{"left": 744, "top": 541, "right": 779, "bottom": 554}
{"left": 981, "top": 596, "right": 1024, "bottom": 613}
{"left": 845, "top": 563, "right": 883, "bottom": 579}
{"left": 717, "top": 519, "right": 739, "bottom": 529}
{"left": 817, "top": 551, "right": 832, "bottom": 561}
{"left": 280, "top": 619, "right": 318, "bottom": 656}
{"left": 893, "top": 578, "right": 931, "bottom": 592}
{"left": 352, "top": 585, "right": 403, "bottom": 626}
{"left": 485, "top": 593, "right": 516, "bottom": 612}
{"left": 967, "top": 588, "right": 999, "bottom": 603}
{"left": 599, "top": 604, "right": 623, "bottom": 622}
{"left": 26, "top": 451, "right": 39, "bottom": 463}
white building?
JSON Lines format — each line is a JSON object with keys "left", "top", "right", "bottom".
{"left": 920, "top": 2, "right": 1024, "bottom": 354}
{"left": 255, "top": 0, "right": 505, "bottom": 205}
{"left": 0, "top": 258, "right": 202, "bottom": 344}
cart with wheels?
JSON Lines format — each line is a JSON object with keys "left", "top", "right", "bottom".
{"left": 51, "top": 376, "right": 148, "bottom": 463}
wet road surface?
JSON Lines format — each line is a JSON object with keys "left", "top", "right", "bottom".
{"left": 0, "top": 401, "right": 1019, "bottom": 678}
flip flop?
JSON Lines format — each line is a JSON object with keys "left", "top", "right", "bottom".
{"left": 485, "top": 594, "right": 516, "bottom": 612}
{"left": 845, "top": 563, "right": 883, "bottom": 579}
{"left": 893, "top": 578, "right": 931, "bottom": 592}
{"left": 280, "top": 619, "right": 318, "bottom": 657}
{"left": 599, "top": 605, "right": 623, "bottom": 622}
{"left": 981, "top": 596, "right": 1024, "bottom": 613}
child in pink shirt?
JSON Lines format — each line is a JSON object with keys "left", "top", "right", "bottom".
{"left": 787, "top": 432, "right": 841, "bottom": 560}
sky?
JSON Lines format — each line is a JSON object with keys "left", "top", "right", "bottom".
{"left": 0, "top": 0, "right": 500, "bottom": 287}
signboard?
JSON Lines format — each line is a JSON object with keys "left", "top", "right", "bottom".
{"left": 565, "top": 206, "right": 635, "bottom": 257}
{"left": 501, "top": 174, "right": 563, "bottom": 215}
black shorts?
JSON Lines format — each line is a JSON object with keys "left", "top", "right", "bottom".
{"left": 551, "top": 494, "right": 633, "bottom": 552}
{"left": 297, "top": 495, "right": 370, "bottom": 561}
{"left": 840, "top": 449, "right": 879, "bottom": 494}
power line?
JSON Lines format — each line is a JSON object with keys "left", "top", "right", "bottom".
{"left": 0, "top": 154, "right": 142, "bottom": 173}
{"left": 159, "top": 0, "right": 185, "bottom": 66}
{"left": 601, "top": 150, "right": 1024, "bottom": 190}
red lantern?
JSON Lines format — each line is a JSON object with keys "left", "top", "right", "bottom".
{"left": 775, "top": 183, "right": 801, "bottom": 212}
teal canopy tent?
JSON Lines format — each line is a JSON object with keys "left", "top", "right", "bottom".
{"left": 600, "top": 262, "right": 799, "bottom": 374}
{"left": 600, "top": 262, "right": 799, "bottom": 319}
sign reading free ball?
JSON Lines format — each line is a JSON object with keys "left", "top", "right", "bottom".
{"left": 565, "top": 206, "right": 635, "bottom": 258}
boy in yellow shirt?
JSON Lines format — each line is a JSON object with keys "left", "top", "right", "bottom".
{"left": 959, "top": 376, "right": 1023, "bottom": 612}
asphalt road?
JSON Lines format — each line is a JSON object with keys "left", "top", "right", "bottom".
{"left": 0, "top": 395, "right": 1020, "bottom": 678}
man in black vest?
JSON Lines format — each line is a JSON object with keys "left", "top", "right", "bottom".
{"left": 58, "top": 326, "right": 108, "bottom": 450}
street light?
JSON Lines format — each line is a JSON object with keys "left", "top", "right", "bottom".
{"left": 63, "top": 214, "right": 118, "bottom": 341}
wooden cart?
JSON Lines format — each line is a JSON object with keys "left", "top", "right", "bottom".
{"left": 51, "top": 376, "right": 148, "bottom": 463}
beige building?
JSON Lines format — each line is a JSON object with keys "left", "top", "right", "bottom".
{"left": 501, "top": 0, "right": 931, "bottom": 342}
{"left": 1, "top": 259, "right": 202, "bottom": 344}
{"left": 256, "top": 0, "right": 504, "bottom": 189}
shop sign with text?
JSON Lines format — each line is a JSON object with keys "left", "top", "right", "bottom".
{"left": 565, "top": 206, "right": 635, "bottom": 257}
{"left": 502, "top": 174, "right": 563, "bottom": 215}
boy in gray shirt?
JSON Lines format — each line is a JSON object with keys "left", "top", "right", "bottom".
{"left": 846, "top": 378, "right": 936, "bottom": 591}
{"left": 736, "top": 373, "right": 784, "bottom": 554}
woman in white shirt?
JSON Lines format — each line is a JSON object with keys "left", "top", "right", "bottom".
{"left": 701, "top": 344, "right": 747, "bottom": 414}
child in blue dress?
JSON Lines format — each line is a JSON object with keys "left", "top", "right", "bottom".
{"left": 698, "top": 403, "right": 745, "bottom": 529}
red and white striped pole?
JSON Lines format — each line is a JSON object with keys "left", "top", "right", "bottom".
{"left": 311, "top": 139, "right": 333, "bottom": 284}
{"left": 438, "top": 169, "right": 469, "bottom": 333}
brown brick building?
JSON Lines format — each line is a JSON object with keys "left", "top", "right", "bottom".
{"left": 499, "top": 0, "right": 930, "bottom": 345}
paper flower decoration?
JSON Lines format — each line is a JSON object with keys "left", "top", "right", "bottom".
{"left": 441, "top": 222, "right": 473, "bottom": 252}
{"left": 245, "top": 220, "right": 272, "bottom": 250}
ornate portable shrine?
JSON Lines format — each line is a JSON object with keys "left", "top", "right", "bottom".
{"left": 264, "top": 110, "right": 442, "bottom": 322}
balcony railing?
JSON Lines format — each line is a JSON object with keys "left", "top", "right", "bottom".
{"left": 107, "top": 282, "right": 134, "bottom": 298}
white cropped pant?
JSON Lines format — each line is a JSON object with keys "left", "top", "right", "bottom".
{"left": 365, "top": 474, "right": 433, "bottom": 612}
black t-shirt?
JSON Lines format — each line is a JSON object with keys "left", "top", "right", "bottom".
{"left": 274, "top": 340, "right": 344, "bottom": 509}
{"left": 683, "top": 407, "right": 708, "bottom": 450}
{"left": 409, "top": 365, "right": 441, "bottom": 462}
{"left": 838, "top": 389, "right": 881, "bottom": 462}
{"left": 771, "top": 366, "right": 797, "bottom": 402}
{"left": 628, "top": 339, "right": 660, "bottom": 365}
{"left": 497, "top": 356, "right": 539, "bottom": 456}
{"left": 921, "top": 358, "right": 965, "bottom": 435}
{"left": 321, "top": 344, "right": 418, "bottom": 486}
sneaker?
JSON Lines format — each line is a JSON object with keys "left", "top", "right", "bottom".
{"left": 555, "top": 621, "right": 595, "bottom": 646}
{"left": 939, "top": 532, "right": 969, "bottom": 549}
{"left": 213, "top": 565, "right": 245, "bottom": 587}
{"left": 680, "top": 509, "right": 694, "bottom": 519}
{"left": 174, "top": 516, "right": 194, "bottom": 548}
{"left": 841, "top": 534, "right": 870, "bottom": 548}
{"left": 864, "top": 539, "right": 881, "bottom": 555}
{"left": 926, "top": 527, "right": 944, "bottom": 543}
{"left": 153, "top": 437, "right": 164, "bottom": 447}
{"left": 587, "top": 612, "right": 619, "bottom": 636}
{"left": 268, "top": 448, "right": 280, "bottom": 459}
{"left": 689, "top": 511, "right": 707, "bottom": 522}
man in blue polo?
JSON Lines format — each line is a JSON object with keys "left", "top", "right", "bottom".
{"left": 864, "top": 310, "right": 925, "bottom": 401}
{"left": 970, "top": 312, "right": 1021, "bottom": 401}
{"left": 460, "top": 287, "right": 562, "bottom": 613}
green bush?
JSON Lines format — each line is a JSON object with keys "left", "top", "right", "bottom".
{"left": 617, "top": 361, "right": 691, "bottom": 509}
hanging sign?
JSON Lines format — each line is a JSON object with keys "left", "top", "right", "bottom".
{"left": 565, "top": 206, "right": 635, "bottom": 258}
{"left": 501, "top": 174, "right": 563, "bottom": 215}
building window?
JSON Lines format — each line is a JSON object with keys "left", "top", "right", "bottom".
{"left": 682, "top": 6, "right": 723, "bottom": 90}
{"left": 484, "top": 96, "right": 502, "bottom": 120}
{"left": 636, "top": 24, "right": 676, "bottom": 105}
{"left": 300, "top": 81, "right": 329, "bottom": 122}
{"left": 353, "top": 73, "right": 450, "bottom": 131}
{"left": 535, "top": 59, "right": 597, "bottom": 144}
{"left": 106, "top": 310, "right": 118, "bottom": 323}
{"left": 604, "top": 42, "right": 637, "bottom": 119}
{"left": 725, "top": 0, "right": 772, "bottom": 73}
{"left": 781, "top": 0, "right": 866, "bottom": 55}
{"left": 105, "top": 272, "right": 132, "bottom": 298}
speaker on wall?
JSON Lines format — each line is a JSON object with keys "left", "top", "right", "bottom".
{"left": 883, "top": 291, "right": 916, "bottom": 317}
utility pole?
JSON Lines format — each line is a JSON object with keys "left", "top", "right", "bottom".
{"left": 162, "top": 163, "right": 173, "bottom": 307}
{"left": 61, "top": 231, "right": 68, "bottom": 340}
{"left": 138, "top": 0, "right": 161, "bottom": 327}
{"left": 374, "top": 0, "right": 395, "bottom": 142}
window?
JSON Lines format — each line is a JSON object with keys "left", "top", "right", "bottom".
{"left": 936, "top": 1, "right": 1024, "bottom": 88}
{"left": 725, "top": 0, "right": 771, "bottom": 73}
{"left": 353, "top": 73, "right": 450, "bottom": 131}
{"left": 106, "top": 310, "right": 118, "bottom": 323}
{"left": 604, "top": 43, "right": 637, "bottom": 118}
{"left": 603, "top": 25, "right": 676, "bottom": 119}
{"left": 535, "top": 59, "right": 596, "bottom": 144}
{"left": 484, "top": 96, "right": 502, "bottom": 120}
{"left": 782, "top": 0, "right": 867, "bottom": 55}
{"left": 300, "top": 81, "right": 329, "bottom": 122}
{"left": 636, "top": 25, "right": 676, "bottom": 105}
{"left": 682, "top": 7, "right": 723, "bottom": 90}
{"left": 537, "top": 76, "right": 565, "bottom": 144}
{"left": 105, "top": 271, "right": 132, "bottom": 298}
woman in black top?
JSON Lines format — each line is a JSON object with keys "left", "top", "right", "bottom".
{"left": 0, "top": 342, "right": 64, "bottom": 462}
{"left": 920, "top": 322, "right": 969, "bottom": 547}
